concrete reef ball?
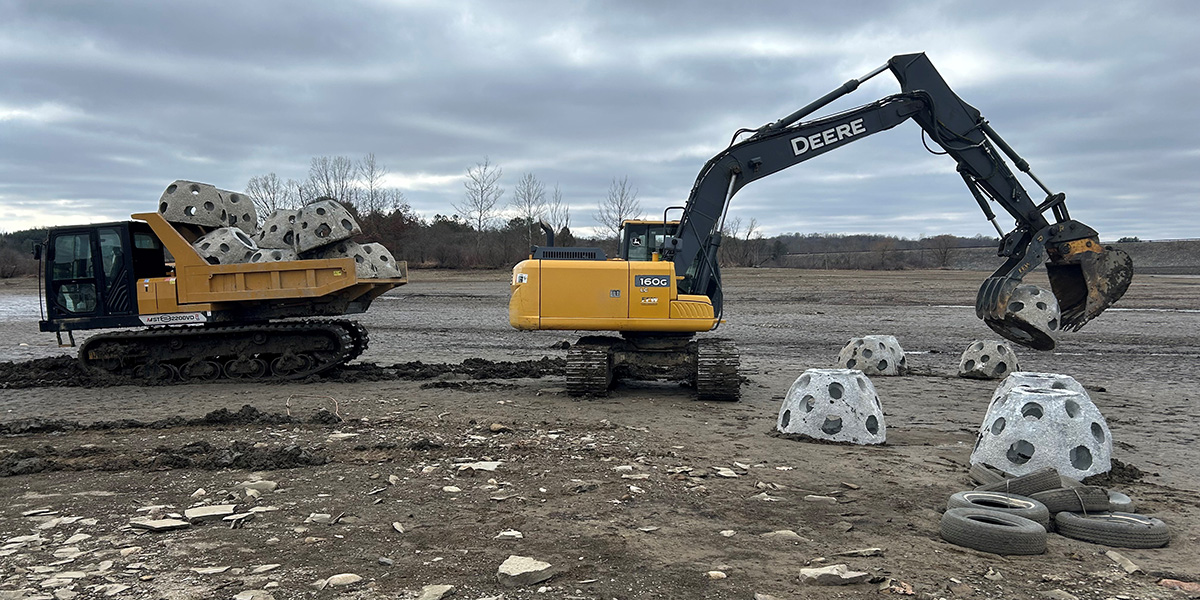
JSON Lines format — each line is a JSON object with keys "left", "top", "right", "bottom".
{"left": 192, "top": 227, "right": 258, "bottom": 266}
{"left": 971, "top": 373, "right": 1112, "bottom": 479}
{"left": 256, "top": 209, "right": 299, "bottom": 250}
{"left": 295, "top": 198, "right": 362, "bottom": 253}
{"left": 778, "top": 368, "right": 885, "bottom": 445}
{"left": 836, "top": 335, "right": 906, "bottom": 376}
{"left": 158, "top": 180, "right": 257, "bottom": 234}
{"left": 958, "top": 340, "right": 1020, "bottom": 379}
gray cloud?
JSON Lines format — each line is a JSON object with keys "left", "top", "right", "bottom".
{"left": 1, "top": 0, "right": 1196, "bottom": 240}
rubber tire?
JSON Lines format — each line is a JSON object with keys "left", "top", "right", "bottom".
{"left": 947, "top": 491, "right": 1050, "bottom": 530}
{"left": 969, "top": 463, "right": 1007, "bottom": 486}
{"left": 1030, "top": 486, "right": 1111, "bottom": 514}
{"left": 1054, "top": 511, "right": 1169, "bottom": 548}
{"left": 976, "top": 466, "right": 1061, "bottom": 496}
{"left": 1106, "top": 490, "right": 1136, "bottom": 513}
{"left": 940, "top": 508, "right": 1047, "bottom": 555}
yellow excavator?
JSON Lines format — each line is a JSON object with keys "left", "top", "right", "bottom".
{"left": 510, "top": 52, "right": 1133, "bottom": 400}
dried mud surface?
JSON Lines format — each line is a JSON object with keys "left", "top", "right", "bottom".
{"left": 0, "top": 269, "right": 1198, "bottom": 599}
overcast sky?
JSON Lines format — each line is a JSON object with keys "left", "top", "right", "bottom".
{"left": 1, "top": 1, "right": 1196, "bottom": 240}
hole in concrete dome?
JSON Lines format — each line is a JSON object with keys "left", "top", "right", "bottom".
{"left": 856, "top": 377, "right": 868, "bottom": 392}
{"left": 1009, "top": 301, "right": 1025, "bottom": 313}
{"left": 235, "top": 231, "right": 252, "bottom": 245}
{"left": 220, "top": 210, "right": 227, "bottom": 221}
{"left": 243, "top": 213, "right": 251, "bottom": 223}
{"left": 991, "top": 417, "right": 1006, "bottom": 435}
{"left": 1021, "top": 402, "right": 1043, "bottom": 419}
{"left": 828, "top": 383, "right": 843, "bottom": 399}
{"left": 798, "top": 374, "right": 810, "bottom": 387}
{"left": 821, "top": 417, "right": 843, "bottom": 435}
{"left": 316, "top": 223, "right": 332, "bottom": 238}
{"left": 204, "top": 201, "right": 214, "bottom": 211}
{"left": 1091, "top": 422, "right": 1105, "bottom": 443}
{"left": 364, "top": 245, "right": 374, "bottom": 254}
{"left": 219, "top": 243, "right": 230, "bottom": 252}
{"left": 301, "top": 221, "right": 309, "bottom": 229}
{"left": 865, "top": 415, "right": 879, "bottom": 434}
{"left": 996, "top": 362, "right": 1007, "bottom": 374}
{"left": 863, "top": 348, "right": 873, "bottom": 358}
{"left": 270, "top": 225, "right": 278, "bottom": 233}
{"left": 1065, "top": 399, "right": 1081, "bottom": 418}
{"left": 189, "top": 185, "right": 200, "bottom": 195}
{"left": 1051, "top": 382, "right": 1067, "bottom": 390}
{"left": 316, "top": 207, "right": 327, "bottom": 216}
{"left": 781, "top": 410, "right": 791, "bottom": 429}
{"left": 229, "top": 194, "right": 241, "bottom": 204}
{"left": 803, "top": 395, "right": 815, "bottom": 413}
{"left": 200, "top": 242, "right": 210, "bottom": 250}
{"left": 381, "top": 255, "right": 391, "bottom": 263}
{"left": 972, "top": 342, "right": 984, "bottom": 351}
{"left": 167, "top": 184, "right": 178, "bottom": 194}
{"left": 342, "top": 219, "right": 353, "bottom": 230}
{"left": 205, "top": 256, "right": 220, "bottom": 265}
{"left": 973, "top": 436, "right": 981, "bottom": 453}
{"left": 874, "top": 395, "right": 881, "bottom": 409}
{"left": 981, "top": 354, "right": 990, "bottom": 363}
{"left": 355, "top": 255, "right": 364, "bottom": 263}
{"left": 229, "top": 215, "right": 238, "bottom": 226}
{"left": 1006, "top": 440, "right": 1035, "bottom": 465}
{"left": 242, "top": 251, "right": 252, "bottom": 261}
{"left": 159, "top": 202, "right": 168, "bottom": 213}
{"left": 846, "top": 358, "right": 857, "bottom": 368}
{"left": 185, "top": 206, "right": 197, "bottom": 216}
{"left": 1036, "top": 301, "right": 1047, "bottom": 310}
{"left": 251, "top": 252, "right": 262, "bottom": 261}
{"left": 1070, "top": 446, "right": 1093, "bottom": 470}
{"left": 877, "top": 359, "right": 888, "bottom": 371}
{"left": 1048, "top": 319, "right": 1059, "bottom": 331}
{"left": 854, "top": 339, "right": 864, "bottom": 346}
{"left": 272, "top": 251, "right": 283, "bottom": 260}
{"left": 283, "top": 231, "right": 294, "bottom": 245}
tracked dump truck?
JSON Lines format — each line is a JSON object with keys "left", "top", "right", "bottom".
{"left": 35, "top": 181, "right": 407, "bottom": 382}
{"left": 510, "top": 52, "right": 1133, "bottom": 400}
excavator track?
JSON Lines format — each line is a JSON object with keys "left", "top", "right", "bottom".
{"left": 78, "top": 320, "right": 362, "bottom": 383}
{"left": 695, "top": 338, "right": 741, "bottom": 401}
{"left": 565, "top": 338, "right": 614, "bottom": 396}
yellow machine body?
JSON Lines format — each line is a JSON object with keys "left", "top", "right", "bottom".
{"left": 509, "top": 257, "right": 716, "bottom": 333}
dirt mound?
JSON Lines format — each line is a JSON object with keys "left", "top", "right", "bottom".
{"left": 332, "top": 356, "right": 564, "bottom": 383}
{"left": 1084, "top": 458, "right": 1152, "bottom": 486}
{"left": 0, "top": 356, "right": 96, "bottom": 389}
{"left": 0, "top": 405, "right": 321, "bottom": 435}
{"left": 1, "top": 439, "right": 328, "bottom": 476}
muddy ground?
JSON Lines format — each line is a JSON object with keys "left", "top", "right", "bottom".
{"left": 0, "top": 268, "right": 1197, "bottom": 600}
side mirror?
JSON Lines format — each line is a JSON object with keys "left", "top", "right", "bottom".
{"left": 32, "top": 243, "right": 42, "bottom": 261}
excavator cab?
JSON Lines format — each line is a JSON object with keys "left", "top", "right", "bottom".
{"left": 619, "top": 220, "right": 679, "bottom": 262}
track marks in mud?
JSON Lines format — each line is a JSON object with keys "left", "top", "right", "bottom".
{"left": 0, "top": 356, "right": 565, "bottom": 389}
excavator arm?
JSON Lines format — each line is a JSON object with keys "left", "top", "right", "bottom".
{"left": 663, "top": 52, "right": 1132, "bottom": 350}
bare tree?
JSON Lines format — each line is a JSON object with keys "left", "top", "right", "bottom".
{"left": 510, "top": 172, "right": 547, "bottom": 246}
{"left": 307, "top": 156, "right": 357, "bottom": 205}
{"left": 925, "top": 234, "right": 959, "bottom": 268}
{"left": 455, "top": 157, "right": 504, "bottom": 232}
{"left": 355, "top": 153, "right": 390, "bottom": 216}
{"left": 546, "top": 183, "right": 570, "bottom": 232}
{"left": 595, "top": 176, "right": 641, "bottom": 238}
{"left": 245, "top": 172, "right": 299, "bottom": 220}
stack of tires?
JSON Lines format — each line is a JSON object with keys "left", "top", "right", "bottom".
{"left": 939, "top": 465, "right": 1169, "bottom": 554}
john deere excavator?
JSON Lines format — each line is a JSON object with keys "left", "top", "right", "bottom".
{"left": 509, "top": 52, "right": 1133, "bottom": 400}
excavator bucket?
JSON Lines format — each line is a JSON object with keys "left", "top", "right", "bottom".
{"left": 1044, "top": 238, "right": 1133, "bottom": 331}
{"left": 976, "top": 238, "right": 1132, "bottom": 351}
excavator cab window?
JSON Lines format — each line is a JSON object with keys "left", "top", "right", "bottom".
{"left": 619, "top": 221, "right": 678, "bottom": 262}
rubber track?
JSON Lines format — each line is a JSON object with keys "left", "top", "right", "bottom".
{"left": 566, "top": 342, "right": 612, "bottom": 396}
{"left": 79, "top": 320, "right": 357, "bottom": 383}
{"left": 695, "top": 338, "right": 740, "bottom": 401}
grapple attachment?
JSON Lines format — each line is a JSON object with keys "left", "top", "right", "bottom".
{"left": 1044, "top": 238, "right": 1133, "bottom": 331}
{"left": 976, "top": 236, "right": 1132, "bottom": 351}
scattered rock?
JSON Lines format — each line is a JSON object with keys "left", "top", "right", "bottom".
{"left": 233, "top": 591, "right": 275, "bottom": 600}
{"left": 719, "top": 530, "right": 736, "bottom": 537}
{"left": 1038, "top": 590, "right": 1080, "bottom": 600}
{"left": 191, "top": 566, "right": 230, "bottom": 575}
{"left": 799, "top": 564, "right": 870, "bottom": 586}
{"left": 239, "top": 480, "right": 279, "bottom": 493}
{"left": 442, "top": 486, "right": 462, "bottom": 493}
{"left": 251, "top": 564, "right": 280, "bottom": 574}
{"left": 129, "top": 518, "right": 189, "bottom": 532}
{"left": 497, "top": 555, "right": 555, "bottom": 587}
{"left": 803, "top": 494, "right": 838, "bottom": 505}
{"left": 495, "top": 529, "right": 524, "bottom": 540}
{"left": 379, "top": 557, "right": 395, "bottom": 566}
{"left": 760, "top": 530, "right": 808, "bottom": 542}
{"left": 878, "top": 578, "right": 915, "bottom": 595}
{"left": 184, "top": 504, "right": 238, "bottom": 522}
{"left": 489, "top": 423, "right": 512, "bottom": 433}
{"left": 834, "top": 547, "right": 883, "bottom": 557}
{"left": 707, "top": 571, "right": 727, "bottom": 579}
{"left": 416, "top": 584, "right": 456, "bottom": 600}
{"left": 392, "top": 522, "right": 405, "bottom": 534}
{"left": 1159, "top": 579, "right": 1200, "bottom": 594}
{"left": 712, "top": 467, "right": 739, "bottom": 478}
{"left": 984, "top": 567, "right": 1003, "bottom": 581}
{"left": 456, "top": 461, "right": 501, "bottom": 473}
{"left": 1105, "top": 550, "right": 1142, "bottom": 574}
{"left": 325, "top": 573, "right": 363, "bottom": 587}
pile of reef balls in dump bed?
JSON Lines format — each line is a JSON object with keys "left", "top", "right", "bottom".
{"left": 157, "top": 180, "right": 404, "bottom": 279}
